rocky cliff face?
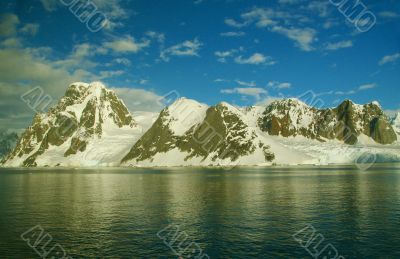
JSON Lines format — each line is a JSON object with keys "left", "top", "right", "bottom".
{"left": 258, "top": 99, "right": 397, "bottom": 145}
{"left": 4, "top": 82, "right": 140, "bottom": 167}
{"left": 0, "top": 131, "right": 19, "bottom": 161}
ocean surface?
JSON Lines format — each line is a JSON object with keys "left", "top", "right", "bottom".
{"left": 0, "top": 164, "right": 400, "bottom": 258}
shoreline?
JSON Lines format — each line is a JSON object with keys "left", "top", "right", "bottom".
{"left": 1, "top": 162, "right": 400, "bottom": 171}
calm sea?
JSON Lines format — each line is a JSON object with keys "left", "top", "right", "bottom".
{"left": 0, "top": 164, "right": 399, "bottom": 258}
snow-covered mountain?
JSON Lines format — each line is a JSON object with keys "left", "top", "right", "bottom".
{"left": 3, "top": 82, "right": 154, "bottom": 167}
{"left": 122, "top": 98, "right": 399, "bottom": 167}
{"left": 121, "top": 99, "right": 282, "bottom": 167}
{"left": 2, "top": 82, "right": 399, "bottom": 168}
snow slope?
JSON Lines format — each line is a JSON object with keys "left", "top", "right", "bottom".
{"left": 274, "top": 135, "right": 400, "bottom": 165}
{"left": 392, "top": 112, "right": 400, "bottom": 139}
{"left": 162, "top": 97, "right": 208, "bottom": 136}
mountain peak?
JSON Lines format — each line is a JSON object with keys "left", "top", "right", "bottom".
{"left": 167, "top": 97, "right": 206, "bottom": 111}
{"left": 69, "top": 82, "right": 90, "bottom": 88}
{"left": 68, "top": 81, "right": 107, "bottom": 92}
{"left": 216, "top": 101, "right": 239, "bottom": 110}
{"left": 162, "top": 97, "right": 208, "bottom": 136}
{"left": 90, "top": 81, "right": 106, "bottom": 88}
{"left": 87, "top": 81, "right": 107, "bottom": 96}
{"left": 65, "top": 81, "right": 111, "bottom": 101}
{"left": 371, "top": 100, "right": 381, "bottom": 106}
{"left": 338, "top": 99, "right": 354, "bottom": 107}
{"left": 269, "top": 98, "right": 310, "bottom": 108}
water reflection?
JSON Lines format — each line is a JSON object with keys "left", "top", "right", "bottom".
{"left": 0, "top": 164, "right": 399, "bottom": 258}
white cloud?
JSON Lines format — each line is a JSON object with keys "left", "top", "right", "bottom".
{"left": 278, "top": 0, "right": 302, "bottom": 4}
{"left": 234, "top": 53, "right": 276, "bottom": 65}
{"left": 1, "top": 37, "right": 22, "bottom": 48}
{"left": 214, "top": 78, "right": 229, "bottom": 83}
{"left": 138, "top": 79, "right": 149, "bottom": 85}
{"left": 224, "top": 18, "right": 249, "bottom": 28}
{"left": 93, "top": 0, "right": 127, "bottom": 18}
{"left": 379, "top": 53, "right": 400, "bottom": 66}
{"left": 103, "top": 36, "right": 150, "bottom": 53}
{"left": 226, "top": 7, "right": 318, "bottom": 52}
{"left": 220, "top": 31, "right": 246, "bottom": 37}
{"left": 40, "top": 0, "right": 128, "bottom": 31}
{"left": 0, "top": 13, "right": 19, "bottom": 37}
{"left": 145, "top": 31, "right": 166, "bottom": 44}
{"left": 378, "top": 11, "right": 400, "bottom": 19}
{"left": 215, "top": 50, "right": 234, "bottom": 63}
{"left": 40, "top": 0, "right": 59, "bottom": 11}
{"left": 323, "top": 20, "right": 339, "bottom": 29}
{"left": 70, "top": 43, "right": 93, "bottom": 59}
{"left": 240, "top": 7, "right": 310, "bottom": 28}
{"left": 240, "top": 8, "right": 278, "bottom": 28}
{"left": 324, "top": 40, "right": 353, "bottom": 51}
{"left": 0, "top": 48, "right": 90, "bottom": 91}
{"left": 214, "top": 47, "right": 244, "bottom": 63}
{"left": 358, "top": 83, "right": 376, "bottom": 90}
{"left": 334, "top": 83, "right": 377, "bottom": 95}
{"left": 53, "top": 43, "right": 97, "bottom": 69}
{"left": 221, "top": 87, "right": 267, "bottom": 100}
{"left": 113, "top": 58, "right": 131, "bottom": 66}
{"left": 277, "top": 82, "right": 291, "bottom": 89}
{"left": 160, "top": 39, "right": 202, "bottom": 62}
{"left": 335, "top": 90, "right": 356, "bottom": 95}
{"left": 112, "top": 88, "right": 165, "bottom": 112}
{"left": 256, "top": 96, "right": 283, "bottom": 106}
{"left": 306, "top": 1, "right": 331, "bottom": 18}
{"left": 268, "top": 81, "right": 291, "bottom": 89}
{"left": 215, "top": 50, "right": 234, "bottom": 58}
{"left": 236, "top": 80, "right": 256, "bottom": 87}
{"left": 19, "top": 23, "right": 40, "bottom": 36}
{"left": 220, "top": 79, "right": 267, "bottom": 100}
{"left": 271, "top": 26, "right": 317, "bottom": 51}
{"left": 99, "top": 70, "right": 125, "bottom": 79}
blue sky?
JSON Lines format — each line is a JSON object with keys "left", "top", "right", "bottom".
{"left": 0, "top": 0, "right": 399, "bottom": 130}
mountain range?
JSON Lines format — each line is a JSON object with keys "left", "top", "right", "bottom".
{"left": 2, "top": 82, "right": 400, "bottom": 168}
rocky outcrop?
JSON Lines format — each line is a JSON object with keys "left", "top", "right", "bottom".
{"left": 258, "top": 99, "right": 397, "bottom": 145}
{"left": 370, "top": 117, "right": 397, "bottom": 144}
{"left": 0, "top": 131, "right": 19, "bottom": 161}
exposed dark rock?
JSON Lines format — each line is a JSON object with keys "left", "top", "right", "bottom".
{"left": 259, "top": 99, "right": 397, "bottom": 145}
